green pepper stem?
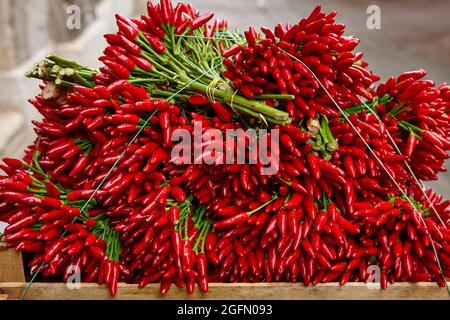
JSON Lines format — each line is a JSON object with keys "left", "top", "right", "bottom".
{"left": 247, "top": 194, "right": 278, "bottom": 216}
{"left": 187, "top": 80, "right": 291, "bottom": 123}
{"left": 254, "top": 94, "right": 295, "bottom": 100}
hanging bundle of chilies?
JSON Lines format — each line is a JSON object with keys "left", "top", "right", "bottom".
{"left": 1, "top": 0, "right": 450, "bottom": 297}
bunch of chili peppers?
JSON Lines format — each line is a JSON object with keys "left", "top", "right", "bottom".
{"left": 1, "top": 0, "right": 450, "bottom": 297}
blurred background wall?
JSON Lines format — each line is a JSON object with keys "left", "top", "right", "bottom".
{"left": 0, "top": 0, "right": 448, "bottom": 195}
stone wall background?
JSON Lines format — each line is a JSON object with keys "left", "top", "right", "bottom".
{"left": 0, "top": 0, "right": 448, "bottom": 196}
{"left": 0, "top": 0, "right": 134, "bottom": 160}
{"left": 0, "top": 0, "right": 101, "bottom": 71}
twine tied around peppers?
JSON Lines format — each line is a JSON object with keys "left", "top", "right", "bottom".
{"left": 19, "top": 61, "right": 225, "bottom": 300}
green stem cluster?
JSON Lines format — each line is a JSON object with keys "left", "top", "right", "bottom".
{"left": 308, "top": 115, "right": 338, "bottom": 160}
{"left": 26, "top": 27, "right": 292, "bottom": 126}
{"left": 247, "top": 193, "right": 278, "bottom": 216}
{"left": 343, "top": 94, "right": 391, "bottom": 116}
{"left": 74, "top": 139, "right": 94, "bottom": 156}
{"left": 398, "top": 120, "right": 424, "bottom": 138}
{"left": 172, "top": 195, "right": 194, "bottom": 238}
{"left": 388, "top": 194, "right": 429, "bottom": 218}
{"left": 93, "top": 218, "right": 121, "bottom": 261}
{"left": 171, "top": 196, "right": 211, "bottom": 254}
{"left": 341, "top": 94, "right": 426, "bottom": 139}
{"left": 25, "top": 54, "right": 96, "bottom": 88}
{"left": 131, "top": 27, "right": 291, "bottom": 125}
{"left": 22, "top": 152, "right": 97, "bottom": 210}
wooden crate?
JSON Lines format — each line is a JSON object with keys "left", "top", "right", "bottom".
{"left": 0, "top": 241, "right": 448, "bottom": 300}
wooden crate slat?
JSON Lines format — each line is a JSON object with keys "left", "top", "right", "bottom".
{"left": 0, "top": 240, "right": 448, "bottom": 300}
{"left": 0, "top": 282, "right": 448, "bottom": 300}
{"left": 0, "top": 241, "right": 25, "bottom": 283}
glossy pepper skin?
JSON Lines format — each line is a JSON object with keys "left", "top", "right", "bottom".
{"left": 104, "top": 260, "right": 120, "bottom": 297}
{"left": 1, "top": 0, "right": 450, "bottom": 299}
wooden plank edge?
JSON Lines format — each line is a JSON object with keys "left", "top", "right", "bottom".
{"left": 0, "top": 239, "right": 26, "bottom": 283}
{"left": 0, "top": 240, "right": 8, "bottom": 250}
{"left": 0, "top": 282, "right": 448, "bottom": 300}
{"left": 0, "top": 294, "right": 9, "bottom": 300}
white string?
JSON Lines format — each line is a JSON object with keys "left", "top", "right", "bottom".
{"left": 279, "top": 48, "right": 449, "bottom": 293}
{"left": 19, "top": 61, "right": 225, "bottom": 300}
{"left": 174, "top": 34, "right": 237, "bottom": 41}
{"left": 27, "top": 136, "right": 41, "bottom": 175}
{"left": 357, "top": 98, "right": 447, "bottom": 227}
{"left": 18, "top": 31, "right": 450, "bottom": 297}
{"left": 163, "top": 31, "right": 450, "bottom": 292}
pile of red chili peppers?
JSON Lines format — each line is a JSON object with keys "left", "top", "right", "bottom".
{"left": 1, "top": 0, "right": 450, "bottom": 297}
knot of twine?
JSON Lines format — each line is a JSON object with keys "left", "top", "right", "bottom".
{"left": 205, "top": 77, "right": 222, "bottom": 102}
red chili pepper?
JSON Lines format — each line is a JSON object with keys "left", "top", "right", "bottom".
{"left": 222, "top": 44, "right": 241, "bottom": 58}
{"left": 140, "top": 185, "right": 171, "bottom": 216}
{"left": 338, "top": 217, "right": 360, "bottom": 234}
{"left": 239, "top": 165, "right": 251, "bottom": 191}
{"left": 38, "top": 210, "right": 65, "bottom": 222}
{"left": 4, "top": 214, "right": 38, "bottom": 235}
{"left": 82, "top": 219, "right": 96, "bottom": 229}
{"left": 343, "top": 155, "right": 357, "bottom": 178}
{"left": 44, "top": 239, "right": 65, "bottom": 263}
{"left": 102, "top": 59, "right": 130, "bottom": 78}
{"left": 190, "top": 12, "right": 214, "bottom": 30}
{"left": 128, "top": 53, "right": 153, "bottom": 71}
{"left": 41, "top": 197, "right": 62, "bottom": 209}
{"left": 116, "top": 19, "right": 138, "bottom": 41}
{"left": 118, "top": 34, "right": 141, "bottom": 55}
{"left": 3, "top": 158, "right": 23, "bottom": 168}
{"left": 84, "top": 234, "right": 97, "bottom": 247}
{"left": 424, "top": 219, "right": 444, "bottom": 240}
{"left": 327, "top": 203, "right": 340, "bottom": 221}
{"left": 169, "top": 186, "right": 186, "bottom": 203}
{"left": 141, "top": 15, "right": 165, "bottom": 38}
{"left": 315, "top": 212, "right": 328, "bottom": 232}
{"left": 397, "top": 69, "right": 426, "bottom": 82}
{"left": 66, "top": 190, "right": 107, "bottom": 201}
{"left": 284, "top": 192, "right": 303, "bottom": 209}
{"left": 69, "top": 155, "right": 89, "bottom": 177}
{"left": 167, "top": 206, "right": 180, "bottom": 225}
{"left": 67, "top": 239, "right": 84, "bottom": 256}
{"left": 211, "top": 101, "right": 233, "bottom": 122}
{"left": 0, "top": 180, "right": 28, "bottom": 192}
{"left": 306, "top": 153, "right": 321, "bottom": 180}
{"left": 213, "top": 212, "right": 248, "bottom": 230}
{"left": 6, "top": 209, "right": 30, "bottom": 224}
{"left": 301, "top": 239, "right": 315, "bottom": 258}
{"left": 276, "top": 210, "right": 287, "bottom": 237}
{"left": 103, "top": 260, "right": 118, "bottom": 296}
{"left": 5, "top": 228, "right": 34, "bottom": 242}
{"left": 330, "top": 223, "right": 344, "bottom": 243}
{"left": 160, "top": 0, "right": 173, "bottom": 23}
{"left": 303, "top": 195, "right": 317, "bottom": 220}
{"left": 422, "top": 130, "right": 444, "bottom": 148}
{"left": 204, "top": 233, "right": 217, "bottom": 252}
{"left": 142, "top": 31, "right": 166, "bottom": 53}
{"left": 16, "top": 240, "right": 45, "bottom": 252}
{"left": 188, "top": 94, "right": 209, "bottom": 105}
{"left": 146, "top": 2, "right": 164, "bottom": 26}
{"left": 406, "top": 134, "right": 419, "bottom": 157}
{"left": 88, "top": 246, "right": 107, "bottom": 260}
{"left": 106, "top": 49, "right": 136, "bottom": 71}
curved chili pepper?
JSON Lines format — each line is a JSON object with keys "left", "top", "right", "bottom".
{"left": 213, "top": 212, "right": 248, "bottom": 230}
{"left": 4, "top": 214, "right": 38, "bottom": 235}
